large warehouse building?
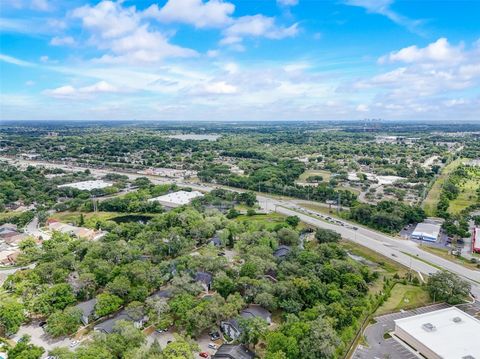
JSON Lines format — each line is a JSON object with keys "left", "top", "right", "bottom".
{"left": 148, "top": 190, "right": 204, "bottom": 208}
{"left": 394, "top": 307, "right": 480, "bottom": 359}
{"left": 411, "top": 222, "right": 441, "bottom": 242}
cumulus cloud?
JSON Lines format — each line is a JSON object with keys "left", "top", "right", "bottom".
{"left": 221, "top": 15, "right": 298, "bottom": 45}
{"left": 71, "top": 1, "right": 197, "bottom": 63}
{"left": 144, "top": 0, "right": 235, "bottom": 28}
{"left": 44, "top": 81, "right": 120, "bottom": 98}
{"left": 50, "top": 36, "right": 75, "bottom": 46}
{"left": 379, "top": 38, "right": 464, "bottom": 64}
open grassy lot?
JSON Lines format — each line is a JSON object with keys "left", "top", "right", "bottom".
{"left": 298, "top": 169, "right": 332, "bottom": 182}
{"left": 420, "top": 245, "right": 480, "bottom": 270}
{"left": 340, "top": 240, "right": 408, "bottom": 277}
{"left": 375, "top": 283, "right": 431, "bottom": 316}
{"left": 422, "top": 158, "right": 464, "bottom": 216}
{"left": 49, "top": 211, "right": 156, "bottom": 229}
{"left": 448, "top": 167, "right": 480, "bottom": 214}
{"left": 234, "top": 212, "right": 300, "bottom": 230}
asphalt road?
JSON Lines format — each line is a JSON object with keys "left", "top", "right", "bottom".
{"left": 3, "top": 156, "right": 480, "bottom": 298}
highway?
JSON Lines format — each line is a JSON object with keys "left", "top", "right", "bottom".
{"left": 3, "top": 156, "right": 480, "bottom": 298}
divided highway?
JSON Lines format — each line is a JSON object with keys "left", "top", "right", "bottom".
{"left": 3, "top": 156, "right": 480, "bottom": 298}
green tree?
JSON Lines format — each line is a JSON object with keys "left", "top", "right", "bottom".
{"left": 0, "top": 299, "right": 25, "bottom": 335}
{"left": 45, "top": 307, "right": 82, "bottom": 337}
{"left": 427, "top": 271, "right": 471, "bottom": 304}
{"left": 162, "top": 335, "right": 197, "bottom": 359}
{"left": 315, "top": 228, "right": 341, "bottom": 244}
{"left": 239, "top": 317, "right": 269, "bottom": 349}
{"left": 299, "top": 318, "right": 340, "bottom": 359}
{"left": 7, "top": 335, "right": 45, "bottom": 359}
{"left": 33, "top": 284, "right": 76, "bottom": 315}
{"left": 95, "top": 293, "right": 123, "bottom": 317}
{"left": 285, "top": 216, "right": 300, "bottom": 228}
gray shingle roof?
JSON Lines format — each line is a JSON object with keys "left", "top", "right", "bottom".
{"left": 213, "top": 344, "right": 255, "bottom": 359}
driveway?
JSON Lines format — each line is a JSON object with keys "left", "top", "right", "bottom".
{"left": 14, "top": 321, "right": 75, "bottom": 358}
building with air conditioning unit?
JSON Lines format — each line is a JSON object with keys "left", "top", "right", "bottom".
{"left": 394, "top": 307, "right": 480, "bottom": 359}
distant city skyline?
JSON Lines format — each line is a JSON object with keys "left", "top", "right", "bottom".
{"left": 1, "top": 0, "right": 479, "bottom": 121}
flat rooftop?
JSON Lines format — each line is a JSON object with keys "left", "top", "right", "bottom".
{"left": 394, "top": 307, "right": 480, "bottom": 358}
{"left": 58, "top": 180, "right": 112, "bottom": 191}
{"left": 148, "top": 190, "right": 204, "bottom": 206}
{"left": 412, "top": 222, "right": 441, "bottom": 238}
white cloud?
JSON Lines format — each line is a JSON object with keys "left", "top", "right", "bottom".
{"left": 0, "top": 54, "right": 35, "bottom": 67}
{"left": 277, "top": 0, "right": 299, "bottom": 6}
{"left": 145, "top": 0, "right": 235, "bottom": 28}
{"left": 379, "top": 38, "right": 464, "bottom": 64}
{"left": 71, "top": 1, "right": 197, "bottom": 63}
{"left": 344, "top": 0, "right": 422, "bottom": 33}
{"left": 221, "top": 15, "right": 298, "bottom": 45}
{"left": 203, "top": 81, "right": 237, "bottom": 94}
{"left": 44, "top": 81, "right": 120, "bottom": 98}
{"left": 50, "top": 36, "right": 75, "bottom": 46}
{"left": 31, "top": 0, "right": 50, "bottom": 11}
{"left": 72, "top": 1, "right": 139, "bottom": 39}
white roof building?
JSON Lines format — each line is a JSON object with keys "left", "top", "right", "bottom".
{"left": 394, "top": 307, "right": 480, "bottom": 359}
{"left": 148, "top": 190, "right": 204, "bottom": 208}
{"left": 58, "top": 180, "right": 113, "bottom": 191}
{"left": 411, "top": 222, "right": 441, "bottom": 242}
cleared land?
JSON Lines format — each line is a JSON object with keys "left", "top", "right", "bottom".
{"left": 375, "top": 283, "right": 431, "bottom": 316}
{"left": 448, "top": 166, "right": 480, "bottom": 214}
{"left": 422, "top": 158, "right": 464, "bottom": 216}
{"left": 298, "top": 169, "right": 332, "bottom": 182}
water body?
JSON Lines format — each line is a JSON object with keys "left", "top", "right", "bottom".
{"left": 110, "top": 214, "right": 153, "bottom": 224}
{"left": 166, "top": 134, "right": 220, "bottom": 141}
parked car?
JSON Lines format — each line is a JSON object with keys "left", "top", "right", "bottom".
{"left": 69, "top": 340, "right": 79, "bottom": 348}
{"left": 208, "top": 343, "right": 218, "bottom": 350}
{"left": 209, "top": 331, "right": 221, "bottom": 340}
{"left": 39, "top": 321, "right": 47, "bottom": 327}
{"left": 199, "top": 353, "right": 210, "bottom": 358}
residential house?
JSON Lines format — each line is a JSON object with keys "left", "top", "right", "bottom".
{"left": 94, "top": 309, "right": 146, "bottom": 334}
{"left": 0, "top": 250, "right": 20, "bottom": 265}
{"left": 221, "top": 305, "right": 272, "bottom": 340}
{"left": 210, "top": 233, "right": 222, "bottom": 247}
{"left": 75, "top": 298, "right": 97, "bottom": 326}
{"left": 273, "top": 245, "right": 291, "bottom": 259}
{"left": 195, "top": 271, "right": 213, "bottom": 292}
{"left": 213, "top": 344, "right": 255, "bottom": 359}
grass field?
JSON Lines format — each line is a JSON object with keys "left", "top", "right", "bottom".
{"left": 298, "top": 169, "right": 332, "bottom": 182}
{"left": 420, "top": 245, "right": 480, "bottom": 270}
{"left": 49, "top": 211, "right": 139, "bottom": 228}
{"left": 235, "top": 212, "right": 295, "bottom": 230}
{"left": 340, "top": 240, "right": 408, "bottom": 276}
{"left": 422, "top": 158, "right": 464, "bottom": 216}
{"left": 375, "top": 284, "right": 431, "bottom": 316}
{"left": 448, "top": 167, "right": 480, "bottom": 214}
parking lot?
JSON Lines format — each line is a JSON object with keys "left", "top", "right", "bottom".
{"left": 352, "top": 303, "right": 450, "bottom": 359}
{"left": 14, "top": 321, "right": 76, "bottom": 358}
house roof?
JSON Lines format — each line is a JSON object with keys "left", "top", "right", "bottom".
{"left": 213, "top": 344, "right": 255, "bottom": 359}
{"left": 241, "top": 305, "right": 271, "bottom": 321}
{"left": 151, "top": 289, "right": 172, "bottom": 299}
{"left": 75, "top": 298, "right": 97, "bottom": 318}
{"left": 273, "top": 245, "right": 291, "bottom": 258}
{"left": 94, "top": 309, "right": 132, "bottom": 334}
{"left": 195, "top": 271, "right": 213, "bottom": 285}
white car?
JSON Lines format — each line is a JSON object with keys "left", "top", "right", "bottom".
{"left": 69, "top": 340, "right": 79, "bottom": 348}
{"left": 207, "top": 343, "right": 218, "bottom": 350}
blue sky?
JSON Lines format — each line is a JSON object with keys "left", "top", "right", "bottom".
{"left": 1, "top": 0, "right": 479, "bottom": 121}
